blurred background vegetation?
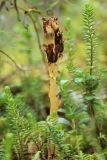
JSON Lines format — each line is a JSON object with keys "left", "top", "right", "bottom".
{"left": 0, "top": 0, "right": 107, "bottom": 120}
{"left": 0, "top": 0, "right": 107, "bottom": 159}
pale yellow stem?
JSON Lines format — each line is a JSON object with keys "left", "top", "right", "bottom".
{"left": 48, "top": 63, "right": 59, "bottom": 115}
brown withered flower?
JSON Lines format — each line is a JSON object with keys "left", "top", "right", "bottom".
{"left": 42, "top": 17, "right": 64, "bottom": 63}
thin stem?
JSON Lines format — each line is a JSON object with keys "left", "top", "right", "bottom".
{"left": 90, "top": 35, "right": 93, "bottom": 75}
{"left": 28, "top": 14, "right": 47, "bottom": 66}
{"left": 0, "top": 50, "right": 28, "bottom": 72}
{"left": 86, "top": 16, "right": 94, "bottom": 75}
{"left": 17, "top": 6, "right": 48, "bottom": 74}
{"left": 13, "top": 0, "right": 20, "bottom": 21}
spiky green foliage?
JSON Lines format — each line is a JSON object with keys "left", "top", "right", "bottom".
{"left": 0, "top": 133, "right": 13, "bottom": 160}
{"left": 4, "top": 86, "right": 47, "bottom": 159}
{"left": 46, "top": 115, "right": 72, "bottom": 159}
{"left": 74, "top": 151, "right": 100, "bottom": 160}
{"left": 0, "top": 141, "right": 3, "bottom": 160}
{"left": 83, "top": 4, "right": 97, "bottom": 74}
{"left": 64, "top": 17, "right": 76, "bottom": 73}
{"left": 5, "top": 86, "right": 33, "bottom": 159}
{"left": 3, "top": 133, "right": 13, "bottom": 160}
{"left": 82, "top": 4, "right": 100, "bottom": 138}
{"left": 59, "top": 3, "right": 107, "bottom": 160}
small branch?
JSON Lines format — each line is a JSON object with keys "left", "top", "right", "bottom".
{"left": 88, "top": 22, "right": 93, "bottom": 75}
{"left": 6, "top": 3, "right": 48, "bottom": 73}
{"left": 28, "top": 13, "right": 48, "bottom": 74}
{"left": 17, "top": 6, "right": 48, "bottom": 73}
{"left": 28, "top": 14, "right": 46, "bottom": 63}
{"left": 0, "top": 50, "right": 28, "bottom": 72}
{"left": 0, "top": 0, "right": 5, "bottom": 11}
{"left": 13, "top": 0, "right": 20, "bottom": 21}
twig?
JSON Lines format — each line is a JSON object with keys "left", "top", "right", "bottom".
{"left": 0, "top": 50, "right": 28, "bottom": 72}
{"left": 17, "top": 6, "right": 48, "bottom": 73}
{"left": 28, "top": 14, "right": 46, "bottom": 64}
{"left": 0, "top": 0, "right": 5, "bottom": 11}
{"left": 13, "top": 0, "right": 20, "bottom": 21}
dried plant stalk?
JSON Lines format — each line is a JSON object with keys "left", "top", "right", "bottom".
{"left": 42, "top": 17, "right": 64, "bottom": 115}
{"left": 48, "top": 63, "right": 59, "bottom": 114}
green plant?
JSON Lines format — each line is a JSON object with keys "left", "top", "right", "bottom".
{"left": 59, "top": 3, "right": 107, "bottom": 160}
{"left": 82, "top": 4, "right": 104, "bottom": 151}
{"left": 3, "top": 133, "right": 13, "bottom": 160}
